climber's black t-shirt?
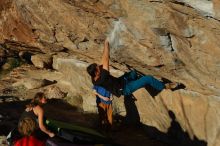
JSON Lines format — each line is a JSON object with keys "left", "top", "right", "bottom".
{"left": 92, "top": 68, "right": 124, "bottom": 97}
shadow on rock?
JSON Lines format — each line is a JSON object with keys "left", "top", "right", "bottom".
{"left": 0, "top": 96, "right": 29, "bottom": 135}
{"left": 143, "top": 110, "right": 207, "bottom": 146}
{"left": 123, "top": 94, "right": 140, "bottom": 126}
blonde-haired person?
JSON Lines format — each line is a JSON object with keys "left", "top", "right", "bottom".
{"left": 18, "top": 117, "right": 38, "bottom": 136}
{"left": 18, "top": 92, "right": 55, "bottom": 138}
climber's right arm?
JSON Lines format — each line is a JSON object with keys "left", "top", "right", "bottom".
{"left": 101, "top": 39, "right": 110, "bottom": 71}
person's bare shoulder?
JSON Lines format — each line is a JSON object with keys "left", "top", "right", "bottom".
{"left": 33, "top": 105, "right": 43, "bottom": 115}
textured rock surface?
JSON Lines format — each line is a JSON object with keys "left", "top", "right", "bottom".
{"left": 44, "top": 85, "right": 65, "bottom": 99}
{"left": 12, "top": 78, "right": 55, "bottom": 89}
{"left": 31, "top": 54, "right": 52, "bottom": 68}
{"left": 1, "top": 0, "right": 220, "bottom": 145}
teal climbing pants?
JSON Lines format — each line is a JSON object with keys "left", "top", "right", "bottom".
{"left": 121, "top": 70, "right": 165, "bottom": 96}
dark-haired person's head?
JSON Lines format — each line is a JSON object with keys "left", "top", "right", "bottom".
{"left": 87, "top": 63, "right": 103, "bottom": 79}
{"left": 87, "top": 63, "right": 98, "bottom": 78}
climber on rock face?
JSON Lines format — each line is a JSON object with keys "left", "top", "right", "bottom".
{"left": 86, "top": 39, "right": 177, "bottom": 97}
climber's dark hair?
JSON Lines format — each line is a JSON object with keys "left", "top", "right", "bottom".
{"left": 87, "top": 63, "right": 98, "bottom": 78}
